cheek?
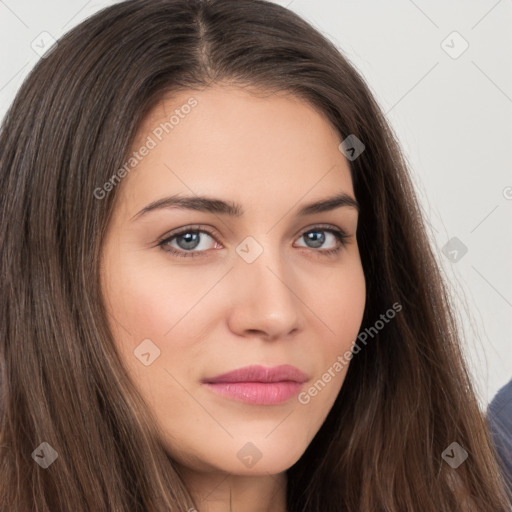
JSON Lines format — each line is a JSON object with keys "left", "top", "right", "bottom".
{"left": 297, "top": 258, "right": 366, "bottom": 403}
{"left": 101, "top": 259, "right": 206, "bottom": 437}
{"left": 330, "top": 264, "right": 366, "bottom": 344}
{"left": 306, "top": 256, "right": 366, "bottom": 350}
{"left": 103, "top": 253, "right": 215, "bottom": 342}
{"left": 101, "top": 255, "right": 222, "bottom": 408}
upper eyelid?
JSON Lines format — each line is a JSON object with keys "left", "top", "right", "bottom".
{"left": 160, "top": 223, "right": 346, "bottom": 241}
{"left": 159, "top": 224, "right": 220, "bottom": 243}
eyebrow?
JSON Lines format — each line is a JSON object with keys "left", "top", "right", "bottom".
{"left": 130, "top": 192, "right": 360, "bottom": 222}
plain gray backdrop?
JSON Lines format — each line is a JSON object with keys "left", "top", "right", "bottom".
{"left": 1, "top": 0, "right": 511, "bottom": 405}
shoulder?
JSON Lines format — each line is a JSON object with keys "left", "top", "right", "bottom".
{"left": 487, "top": 378, "right": 512, "bottom": 492}
{"left": 488, "top": 378, "right": 512, "bottom": 431}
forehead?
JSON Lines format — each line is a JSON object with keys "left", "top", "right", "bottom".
{"left": 120, "top": 84, "right": 354, "bottom": 215}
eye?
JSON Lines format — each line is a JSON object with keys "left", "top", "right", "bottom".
{"left": 294, "top": 226, "right": 350, "bottom": 256}
{"left": 158, "top": 225, "right": 219, "bottom": 258}
{"left": 157, "top": 224, "right": 350, "bottom": 258}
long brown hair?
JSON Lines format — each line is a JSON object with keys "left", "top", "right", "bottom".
{"left": 0, "top": 1, "right": 510, "bottom": 510}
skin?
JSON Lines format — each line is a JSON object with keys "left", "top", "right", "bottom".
{"left": 100, "top": 84, "right": 366, "bottom": 512}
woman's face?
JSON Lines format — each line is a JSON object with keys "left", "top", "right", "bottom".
{"left": 100, "top": 84, "right": 366, "bottom": 476}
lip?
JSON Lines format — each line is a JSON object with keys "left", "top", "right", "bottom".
{"left": 202, "top": 364, "right": 309, "bottom": 405}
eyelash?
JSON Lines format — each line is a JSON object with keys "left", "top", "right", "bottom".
{"left": 157, "top": 224, "right": 350, "bottom": 259}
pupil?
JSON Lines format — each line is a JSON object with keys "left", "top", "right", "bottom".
{"left": 306, "top": 231, "right": 324, "bottom": 248}
{"left": 177, "top": 232, "right": 200, "bottom": 250}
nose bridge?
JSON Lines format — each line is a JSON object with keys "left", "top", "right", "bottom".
{"left": 228, "top": 234, "right": 301, "bottom": 338}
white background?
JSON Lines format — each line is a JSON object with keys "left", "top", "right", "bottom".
{"left": 0, "top": 0, "right": 510, "bottom": 405}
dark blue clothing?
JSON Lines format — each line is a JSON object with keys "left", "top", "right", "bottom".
{"left": 488, "top": 379, "right": 512, "bottom": 495}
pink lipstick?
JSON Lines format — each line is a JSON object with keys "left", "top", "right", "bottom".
{"left": 202, "top": 364, "right": 309, "bottom": 405}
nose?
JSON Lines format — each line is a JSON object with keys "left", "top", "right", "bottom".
{"left": 226, "top": 242, "right": 302, "bottom": 341}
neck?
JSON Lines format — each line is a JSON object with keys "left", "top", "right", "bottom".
{"left": 178, "top": 466, "right": 288, "bottom": 512}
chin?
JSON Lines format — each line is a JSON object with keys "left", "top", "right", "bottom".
{"left": 216, "top": 436, "right": 308, "bottom": 476}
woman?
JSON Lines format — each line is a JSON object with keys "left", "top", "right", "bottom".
{"left": 0, "top": 0, "right": 510, "bottom": 510}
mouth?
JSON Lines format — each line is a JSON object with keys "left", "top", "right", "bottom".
{"left": 201, "top": 364, "right": 309, "bottom": 405}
